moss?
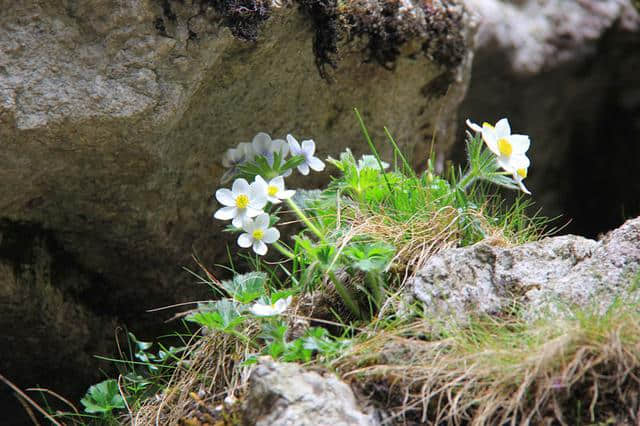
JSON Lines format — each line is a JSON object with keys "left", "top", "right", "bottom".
{"left": 297, "top": 0, "right": 467, "bottom": 79}
{"left": 201, "top": 0, "right": 272, "bottom": 41}
{"left": 297, "top": 0, "right": 340, "bottom": 79}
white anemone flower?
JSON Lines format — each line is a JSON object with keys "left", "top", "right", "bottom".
{"left": 214, "top": 178, "right": 267, "bottom": 228}
{"left": 357, "top": 155, "right": 389, "bottom": 171}
{"left": 249, "top": 295, "right": 292, "bottom": 316}
{"left": 287, "top": 134, "right": 325, "bottom": 175}
{"left": 467, "top": 118, "right": 532, "bottom": 193}
{"left": 466, "top": 118, "right": 530, "bottom": 171}
{"left": 238, "top": 213, "right": 280, "bottom": 256}
{"left": 221, "top": 142, "right": 254, "bottom": 183}
{"left": 251, "top": 132, "right": 289, "bottom": 166}
{"left": 254, "top": 175, "right": 296, "bottom": 204}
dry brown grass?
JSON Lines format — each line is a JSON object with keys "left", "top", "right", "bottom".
{"left": 331, "top": 301, "right": 640, "bottom": 425}
{"left": 130, "top": 328, "right": 254, "bottom": 425}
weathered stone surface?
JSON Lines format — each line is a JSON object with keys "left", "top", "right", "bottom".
{"left": 456, "top": 0, "right": 640, "bottom": 236}
{"left": 242, "top": 357, "right": 379, "bottom": 426}
{"left": 410, "top": 216, "right": 640, "bottom": 321}
{"left": 0, "top": 0, "right": 472, "bottom": 418}
{"left": 0, "top": 0, "right": 471, "bottom": 315}
{"left": 0, "top": 221, "right": 116, "bottom": 423}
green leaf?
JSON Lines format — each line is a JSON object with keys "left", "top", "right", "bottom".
{"left": 343, "top": 241, "right": 395, "bottom": 272}
{"left": 187, "top": 299, "right": 245, "bottom": 332}
{"left": 222, "top": 272, "right": 267, "bottom": 304}
{"left": 80, "top": 379, "right": 125, "bottom": 414}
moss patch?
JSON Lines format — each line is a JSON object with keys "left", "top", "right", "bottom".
{"left": 298, "top": 0, "right": 467, "bottom": 78}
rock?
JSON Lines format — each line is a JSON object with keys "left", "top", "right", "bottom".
{"left": 242, "top": 357, "right": 379, "bottom": 426}
{"left": 409, "top": 216, "right": 640, "bottom": 321}
{"left": 456, "top": 0, "right": 640, "bottom": 236}
{"left": 0, "top": 221, "right": 116, "bottom": 421}
{"left": 0, "top": 0, "right": 473, "bottom": 417}
{"left": 0, "top": 0, "right": 472, "bottom": 324}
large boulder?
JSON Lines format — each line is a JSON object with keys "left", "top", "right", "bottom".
{"left": 456, "top": 0, "right": 640, "bottom": 236}
{"left": 409, "top": 216, "right": 640, "bottom": 321}
{"left": 0, "top": 0, "right": 473, "bottom": 418}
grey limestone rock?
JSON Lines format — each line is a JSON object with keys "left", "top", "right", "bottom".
{"left": 0, "top": 0, "right": 473, "bottom": 319}
{"left": 410, "top": 216, "right": 640, "bottom": 321}
{"left": 242, "top": 357, "right": 379, "bottom": 426}
{"left": 0, "top": 0, "right": 473, "bottom": 417}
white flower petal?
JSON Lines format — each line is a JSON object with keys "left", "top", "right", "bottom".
{"left": 466, "top": 119, "right": 483, "bottom": 133}
{"left": 287, "top": 134, "right": 302, "bottom": 155}
{"left": 514, "top": 154, "right": 530, "bottom": 169}
{"left": 263, "top": 227, "right": 280, "bottom": 243}
{"left": 249, "top": 302, "right": 276, "bottom": 316}
{"left": 518, "top": 180, "right": 531, "bottom": 195}
{"left": 278, "top": 189, "right": 296, "bottom": 200}
{"left": 297, "top": 163, "right": 310, "bottom": 175}
{"left": 497, "top": 157, "right": 514, "bottom": 173}
{"left": 308, "top": 156, "right": 325, "bottom": 172}
{"left": 245, "top": 207, "right": 263, "bottom": 218}
{"left": 242, "top": 216, "right": 255, "bottom": 232}
{"left": 254, "top": 175, "right": 267, "bottom": 186}
{"left": 482, "top": 131, "right": 499, "bottom": 155}
{"left": 268, "top": 195, "right": 282, "bottom": 204}
{"left": 494, "top": 118, "right": 511, "bottom": 138}
{"left": 254, "top": 213, "right": 270, "bottom": 228}
{"left": 214, "top": 206, "right": 237, "bottom": 221}
{"left": 301, "top": 139, "right": 316, "bottom": 156}
{"left": 252, "top": 132, "right": 272, "bottom": 154}
{"left": 238, "top": 233, "right": 253, "bottom": 248}
{"left": 272, "top": 139, "right": 289, "bottom": 157}
{"left": 509, "top": 134, "right": 530, "bottom": 154}
{"left": 253, "top": 240, "right": 268, "bottom": 256}
{"left": 215, "top": 188, "right": 235, "bottom": 206}
{"left": 270, "top": 176, "right": 285, "bottom": 191}
{"left": 232, "top": 178, "right": 249, "bottom": 195}
{"left": 281, "top": 168, "right": 293, "bottom": 177}
{"left": 232, "top": 210, "right": 247, "bottom": 228}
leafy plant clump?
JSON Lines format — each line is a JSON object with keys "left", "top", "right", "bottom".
{"left": 54, "top": 110, "right": 548, "bottom": 424}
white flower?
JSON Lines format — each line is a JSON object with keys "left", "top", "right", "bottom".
{"left": 467, "top": 118, "right": 532, "bottom": 193}
{"left": 254, "top": 175, "right": 296, "bottom": 204}
{"left": 237, "top": 213, "right": 280, "bottom": 256}
{"left": 222, "top": 143, "right": 252, "bottom": 168}
{"left": 357, "top": 155, "right": 389, "bottom": 171}
{"left": 512, "top": 166, "right": 531, "bottom": 195}
{"left": 214, "top": 178, "right": 267, "bottom": 228}
{"left": 251, "top": 132, "right": 288, "bottom": 166}
{"left": 221, "top": 142, "right": 254, "bottom": 182}
{"left": 249, "top": 295, "right": 292, "bottom": 316}
{"left": 287, "top": 134, "right": 325, "bottom": 175}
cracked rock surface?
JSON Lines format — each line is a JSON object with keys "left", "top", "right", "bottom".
{"left": 410, "top": 216, "right": 640, "bottom": 321}
{"left": 242, "top": 357, "right": 379, "bottom": 426}
{"left": 0, "top": 0, "right": 472, "bottom": 419}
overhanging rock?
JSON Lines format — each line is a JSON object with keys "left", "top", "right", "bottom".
{"left": 0, "top": 0, "right": 473, "bottom": 412}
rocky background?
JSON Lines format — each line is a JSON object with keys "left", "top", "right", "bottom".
{"left": 0, "top": 0, "right": 638, "bottom": 423}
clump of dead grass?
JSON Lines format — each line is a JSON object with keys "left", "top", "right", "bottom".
{"left": 130, "top": 328, "right": 254, "bottom": 425}
{"left": 332, "top": 300, "right": 640, "bottom": 425}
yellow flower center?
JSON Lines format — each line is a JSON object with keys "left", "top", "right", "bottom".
{"left": 482, "top": 122, "right": 494, "bottom": 129}
{"left": 517, "top": 168, "right": 527, "bottom": 178}
{"left": 252, "top": 229, "right": 264, "bottom": 240}
{"left": 497, "top": 138, "right": 512, "bottom": 157}
{"left": 267, "top": 185, "right": 278, "bottom": 197}
{"left": 235, "top": 194, "right": 249, "bottom": 209}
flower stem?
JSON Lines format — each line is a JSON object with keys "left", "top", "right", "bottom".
{"left": 285, "top": 198, "right": 325, "bottom": 241}
{"left": 273, "top": 242, "right": 295, "bottom": 260}
{"left": 457, "top": 169, "right": 478, "bottom": 192}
